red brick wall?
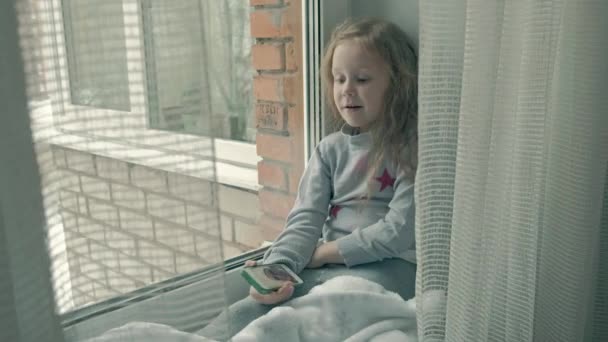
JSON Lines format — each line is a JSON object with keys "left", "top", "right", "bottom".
{"left": 250, "top": 0, "right": 304, "bottom": 237}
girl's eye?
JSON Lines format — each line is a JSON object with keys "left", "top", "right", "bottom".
{"left": 357, "top": 77, "right": 370, "bottom": 83}
{"left": 335, "top": 77, "right": 346, "bottom": 84}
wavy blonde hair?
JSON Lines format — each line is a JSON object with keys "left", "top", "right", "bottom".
{"left": 322, "top": 17, "right": 418, "bottom": 181}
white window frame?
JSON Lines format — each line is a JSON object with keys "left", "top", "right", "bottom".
{"left": 304, "top": 0, "right": 352, "bottom": 158}
{"left": 45, "top": 0, "right": 260, "bottom": 191}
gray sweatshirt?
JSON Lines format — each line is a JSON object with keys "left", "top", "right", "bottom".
{"left": 263, "top": 125, "right": 416, "bottom": 274}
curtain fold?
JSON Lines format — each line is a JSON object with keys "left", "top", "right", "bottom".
{"left": 417, "top": 1, "right": 608, "bottom": 341}
{"left": 1, "top": 1, "right": 64, "bottom": 341}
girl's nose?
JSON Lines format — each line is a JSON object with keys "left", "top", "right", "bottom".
{"left": 343, "top": 81, "right": 355, "bottom": 96}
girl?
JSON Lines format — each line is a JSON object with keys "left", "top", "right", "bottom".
{"left": 200, "top": 17, "right": 418, "bottom": 339}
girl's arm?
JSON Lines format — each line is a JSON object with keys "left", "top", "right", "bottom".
{"left": 334, "top": 172, "right": 416, "bottom": 267}
{"left": 307, "top": 240, "right": 343, "bottom": 268}
{"left": 262, "top": 146, "right": 332, "bottom": 274}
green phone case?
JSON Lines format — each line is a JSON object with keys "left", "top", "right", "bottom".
{"left": 240, "top": 269, "right": 275, "bottom": 294}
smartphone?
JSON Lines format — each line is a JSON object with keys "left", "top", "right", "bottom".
{"left": 240, "top": 263, "right": 304, "bottom": 294}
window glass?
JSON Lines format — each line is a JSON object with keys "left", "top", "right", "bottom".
{"left": 143, "top": 0, "right": 254, "bottom": 142}
{"left": 63, "top": 0, "right": 130, "bottom": 111}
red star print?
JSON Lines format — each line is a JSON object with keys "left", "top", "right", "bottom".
{"left": 329, "top": 205, "right": 342, "bottom": 218}
{"left": 375, "top": 169, "right": 395, "bottom": 192}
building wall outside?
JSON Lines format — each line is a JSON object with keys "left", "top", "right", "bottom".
{"left": 53, "top": 146, "right": 262, "bottom": 306}
{"left": 250, "top": 0, "right": 306, "bottom": 234}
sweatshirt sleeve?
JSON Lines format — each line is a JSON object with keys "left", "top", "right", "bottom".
{"left": 262, "top": 146, "right": 332, "bottom": 273}
{"left": 335, "top": 171, "right": 415, "bottom": 267}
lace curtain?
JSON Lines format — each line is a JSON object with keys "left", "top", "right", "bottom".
{"left": 416, "top": 1, "right": 607, "bottom": 341}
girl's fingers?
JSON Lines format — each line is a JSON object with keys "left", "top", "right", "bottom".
{"left": 249, "top": 282, "right": 294, "bottom": 305}
{"left": 244, "top": 260, "right": 257, "bottom": 267}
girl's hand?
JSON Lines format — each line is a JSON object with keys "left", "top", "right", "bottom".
{"left": 245, "top": 260, "right": 295, "bottom": 305}
{"left": 306, "top": 242, "right": 344, "bottom": 269}
{"left": 307, "top": 247, "right": 327, "bottom": 268}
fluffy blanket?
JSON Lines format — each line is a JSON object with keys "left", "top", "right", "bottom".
{"left": 87, "top": 276, "right": 420, "bottom": 342}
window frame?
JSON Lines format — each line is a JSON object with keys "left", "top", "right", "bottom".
{"left": 43, "top": 0, "right": 318, "bottom": 325}
{"left": 47, "top": 0, "right": 260, "bottom": 190}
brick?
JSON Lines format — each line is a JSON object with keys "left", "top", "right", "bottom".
{"left": 61, "top": 211, "right": 78, "bottom": 232}
{"left": 285, "top": 41, "right": 298, "bottom": 71}
{"left": 195, "top": 235, "right": 224, "bottom": 261}
{"left": 175, "top": 254, "right": 207, "bottom": 274}
{"left": 72, "top": 272, "right": 95, "bottom": 294}
{"left": 112, "top": 183, "right": 146, "bottom": 211}
{"left": 288, "top": 164, "right": 303, "bottom": 194}
{"left": 259, "top": 188, "right": 295, "bottom": 219}
{"left": 78, "top": 216, "right": 106, "bottom": 242}
{"left": 283, "top": 74, "right": 301, "bottom": 105}
{"left": 87, "top": 199, "right": 120, "bottom": 228}
{"left": 258, "top": 160, "right": 288, "bottom": 190}
{"left": 118, "top": 255, "right": 153, "bottom": 283}
{"left": 252, "top": 43, "right": 284, "bottom": 70}
{"left": 146, "top": 193, "right": 187, "bottom": 225}
{"left": 256, "top": 133, "right": 292, "bottom": 162}
{"left": 138, "top": 240, "right": 176, "bottom": 273}
{"left": 89, "top": 241, "right": 120, "bottom": 268}
{"left": 234, "top": 219, "right": 281, "bottom": 248}
{"left": 154, "top": 221, "right": 196, "bottom": 254}
{"left": 253, "top": 76, "right": 282, "bottom": 102}
{"left": 217, "top": 185, "right": 261, "bottom": 220}
{"left": 96, "top": 156, "right": 129, "bottom": 183}
{"left": 105, "top": 229, "right": 137, "bottom": 256}
{"left": 258, "top": 213, "right": 286, "bottom": 232}
{"left": 222, "top": 243, "right": 245, "bottom": 260}
{"left": 220, "top": 215, "right": 235, "bottom": 241}
{"left": 119, "top": 209, "right": 155, "bottom": 239}
{"left": 59, "top": 169, "right": 81, "bottom": 192}
{"left": 80, "top": 175, "right": 111, "bottom": 201}
{"left": 59, "top": 190, "right": 79, "bottom": 213}
{"left": 131, "top": 165, "right": 167, "bottom": 193}
{"left": 255, "top": 102, "right": 285, "bottom": 131}
{"left": 250, "top": 0, "right": 281, "bottom": 5}
{"left": 167, "top": 173, "right": 213, "bottom": 206}
{"left": 250, "top": 9, "right": 291, "bottom": 38}
{"left": 72, "top": 291, "right": 94, "bottom": 308}
{"left": 287, "top": 104, "right": 301, "bottom": 136}
{"left": 78, "top": 195, "right": 89, "bottom": 215}
{"left": 93, "top": 282, "right": 119, "bottom": 300}
{"left": 186, "top": 205, "right": 224, "bottom": 236}
{"left": 52, "top": 148, "right": 67, "bottom": 167}
{"left": 66, "top": 230, "right": 89, "bottom": 255}
{"left": 66, "top": 251, "right": 81, "bottom": 275}
{"left": 79, "top": 259, "right": 107, "bottom": 283}
{"left": 65, "top": 149, "right": 96, "bottom": 175}
{"left": 106, "top": 269, "right": 138, "bottom": 293}
{"left": 152, "top": 269, "right": 173, "bottom": 283}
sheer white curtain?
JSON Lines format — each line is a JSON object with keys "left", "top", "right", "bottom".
{"left": 1, "top": 2, "right": 64, "bottom": 341}
{"left": 2, "top": 0, "right": 241, "bottom": 340}
{"left": 416, "top": 1, "right": 608, "bottom": 341}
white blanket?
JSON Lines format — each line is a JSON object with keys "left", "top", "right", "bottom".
{"left": 88, "top": 276, "right": 420, "bottom": 342}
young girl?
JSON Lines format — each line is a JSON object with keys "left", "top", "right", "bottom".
{"left": 200, "top": 17, "right": 418, "bottom": 339}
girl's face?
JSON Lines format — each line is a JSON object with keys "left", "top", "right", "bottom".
{"left": 332, "top": 40, "right": 391, "bottom": 132}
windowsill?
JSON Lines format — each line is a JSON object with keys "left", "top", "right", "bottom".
{"left": 30, "top": 99, "right": 261, "bottom": 191}
{"left": 51, "top": 133, "right": 260, "bottom": 191}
